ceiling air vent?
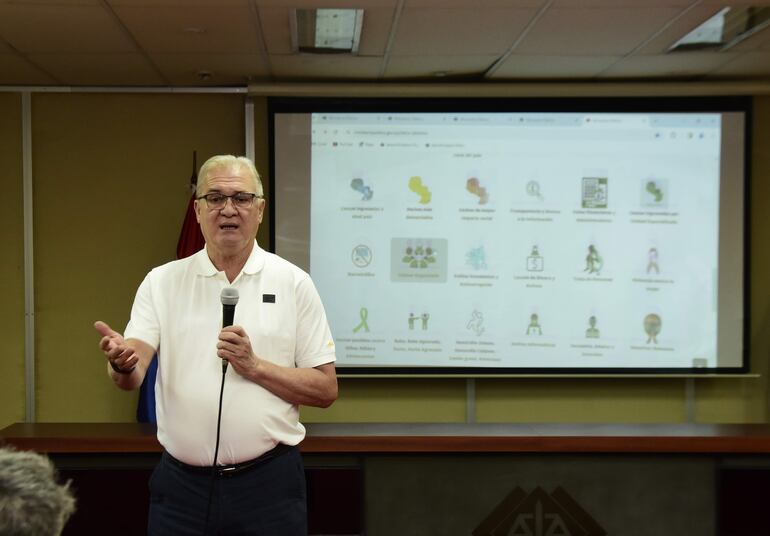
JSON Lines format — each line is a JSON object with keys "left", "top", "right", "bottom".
{"left": 292, "top": 8, "right": 364, "bottom": 54}
{"left": 669, "top": 7, "right": 770, "bottom": 52}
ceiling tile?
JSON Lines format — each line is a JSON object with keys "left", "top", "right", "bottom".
{"left": 357, "top": 7, "right": 394, "bottom": 56}
{"left": 392, "top": 7, "right": 537, "bottom": 55}
{"left": 27, "top": 53, "right": 165, "bottom": 85}
{"left": 384, "top": 54, "right": 499, "bottom": 78}
{"left": 700, "top": 0, "right": 770, "bottom": 5}
{"left": 108, "top": 0, "right": 247, "bottom": 5}
{"left": 257, "top": 7, "right": 292, "bottom": 54}
{"left": 406, "top": 0, "right": 544, "bottom": 6}
{"left": 708, "top": 51, "right": 770, "bottom": 77}
{"left": 0, "top": 0, "right": 766, "bottom": 86}
{"left": 255, "top": 0, "right": 396, "bottom": 7}
{"left": 0, "top": 4, "right": 135, "bottom": 53}
{"left": 552, "top": 0, "right": 693, "bottom": 6}
{"left": 0, "top": 53, "right": 59, "bottom": 85}
{"left": 4, "top": 0, "right": 100, "bottom": 5}
{"left": 113, "top": 5, "right": 260, "bottom": 53}
{"left": 598, "top": 52, "right": 737, "bottom": 78}
{"left": 490, "top": 54, "right": 620, "bottom": 79}
{"left": 151, "top": 53, "right": 269, "bottom": 85}
{"left": 515, "top": 7, "right": 683, "bottom": 55}
{"left": 270, "top": 54, "right": 382, "bottom": 79}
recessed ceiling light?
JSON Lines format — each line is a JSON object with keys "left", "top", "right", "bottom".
{"left": 184, "top": 27, "right": 206, "bottom": 34}
{"left": 669, "top": 6, "right": 770, "bottom": 52}
{"left": 292, "top": 8, "right": 363, "bottom": 54}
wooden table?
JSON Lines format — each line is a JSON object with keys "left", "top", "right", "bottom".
{"left": 4, "top": 422, "right": 770, "bottom": 454}
{"left": 4, "top": 422, "right": 770, "bottom": 536}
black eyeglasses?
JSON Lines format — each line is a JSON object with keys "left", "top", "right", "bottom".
{"left": 196, "top": 192, "right": 263, "bottom": 210}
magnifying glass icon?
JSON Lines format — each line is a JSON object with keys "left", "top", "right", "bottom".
{"left": 526, "top": 180, "right": 543, "bottom": 201}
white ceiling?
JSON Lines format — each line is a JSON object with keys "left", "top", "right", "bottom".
{"left": 0, "top": 0, "right": 769, "bottom": 87}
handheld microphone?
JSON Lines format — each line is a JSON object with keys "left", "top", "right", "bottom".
{"left": 220, "top": 287, "right": 239, "bottom": 372}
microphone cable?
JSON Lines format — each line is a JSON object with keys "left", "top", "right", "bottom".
{"left": 203, "top": 363, "right": 227, "bottom": 535}
{"left": 203, "top": 287, "right": 238, "bottom": 535}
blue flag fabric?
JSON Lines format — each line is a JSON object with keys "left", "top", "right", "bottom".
{"left": 136, "top": 357, "right": 158, "bottom": 422}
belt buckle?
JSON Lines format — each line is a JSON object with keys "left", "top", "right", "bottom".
{"left": 218, "top": 465, "right": 237, "bottom": 476}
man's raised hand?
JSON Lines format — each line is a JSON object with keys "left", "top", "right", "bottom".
{"left": 94, "top": 321, "right": 138, "bottom": 373}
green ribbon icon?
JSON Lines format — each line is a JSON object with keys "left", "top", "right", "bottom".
{"left": 353, "top": 307, "right": 370, "bottom": 333}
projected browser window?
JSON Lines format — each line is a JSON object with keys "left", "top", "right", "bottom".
{"left": 286, "top": 111, "right": 742, "bottom": 371}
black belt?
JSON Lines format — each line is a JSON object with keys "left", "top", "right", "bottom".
{"left": 163, "top": 443, "right": 294, "bottom": 477}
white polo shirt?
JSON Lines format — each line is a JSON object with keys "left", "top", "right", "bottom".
{"left": 124, "top": 242, "right": 336, "bottom": 466}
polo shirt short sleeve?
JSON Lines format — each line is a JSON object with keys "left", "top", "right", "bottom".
{"left": 124, "top": 242, "right": 336, "bottom": 465}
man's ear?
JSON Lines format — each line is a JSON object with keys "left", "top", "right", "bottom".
{"left": 257, "top": 198, "right": 265, "bottom": 223}
{"left": 194, "top": 199, "right": 202, "bottom": 223}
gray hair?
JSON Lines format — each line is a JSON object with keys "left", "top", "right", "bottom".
{"left": 0, "top": 447, "right": 76, "bottom": 536}
{"left": 196, "top": 155, "right": 263, "bottom": 197}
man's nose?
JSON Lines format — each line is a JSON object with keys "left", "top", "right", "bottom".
{"left": 221, "top": 197, "right": 238, "bottom": 214}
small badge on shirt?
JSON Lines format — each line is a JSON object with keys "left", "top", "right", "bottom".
{"left": 263, "top": 294, "right": 276, "bottom": 303}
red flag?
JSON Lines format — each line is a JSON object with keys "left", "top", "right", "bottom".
{"left": 176, "top": 150, "right": 205, "bottom": 259}
{"left": 176, "top": 194, "right": 205, "bottom": 259}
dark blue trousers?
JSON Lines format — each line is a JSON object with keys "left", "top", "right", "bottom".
{"left": 148, "top": 447, "right": 307, "bottom": 535}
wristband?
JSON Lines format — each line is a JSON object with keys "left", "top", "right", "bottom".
{"left": 110, "top": 361, "right": 135, "bottom": 375}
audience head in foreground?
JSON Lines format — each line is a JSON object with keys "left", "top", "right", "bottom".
{"left": 0, "top": 447, "right": 76, "bottom": 536}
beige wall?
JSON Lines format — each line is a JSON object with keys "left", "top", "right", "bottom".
{"left": 0, "top": 92, "right": 766, "bottom": 428}
{"left": 0, "top": 93, "right": 25, "bottom": 429}
{"left": 11, "top": 93, "right": 244, "bottom": 426}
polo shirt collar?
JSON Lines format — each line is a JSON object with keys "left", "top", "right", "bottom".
{"left": 242, "top": 241, "right": 266, "bottom": 275}
{"left": 194, "top": 240, "right": 266, "bottom": 277}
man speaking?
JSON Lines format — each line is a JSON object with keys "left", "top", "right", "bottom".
{"left": 95, "top": 155, "right": 337, "bottom": 535}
